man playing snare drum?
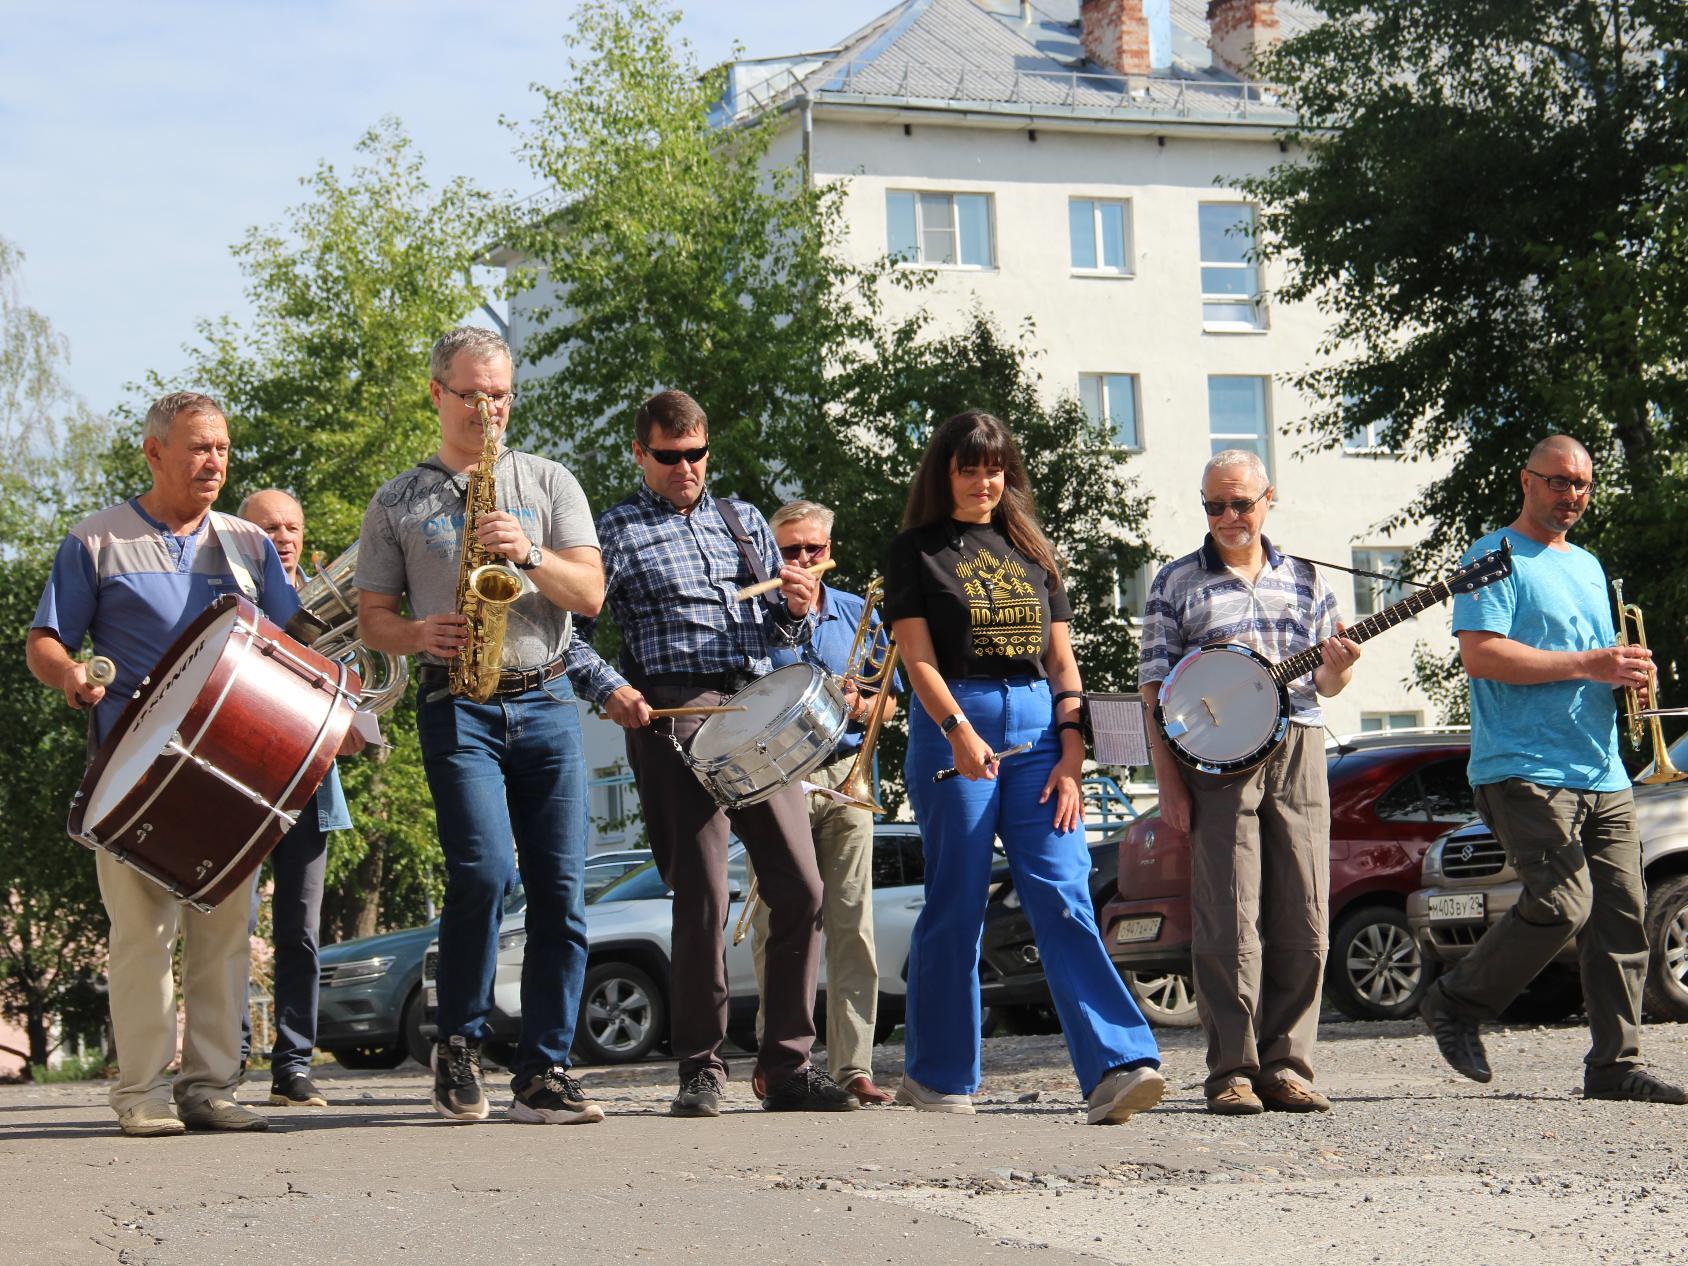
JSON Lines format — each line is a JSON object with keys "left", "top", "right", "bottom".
{"left": 564, "top": 390, "right": 857, "bottom": 1117}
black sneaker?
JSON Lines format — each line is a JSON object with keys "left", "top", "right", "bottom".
{"left": 511, "top": 1066, "right": 605, "bottom": 1124}
{"left": 1419, "top": 986, "right": 1491, "bottom": 1083}
{"left": 1585, "top": 1068, "right": 1688, "bottom": 1104}
{"left": 268, "top": 1071, "right": 328, "bottom": 1107}
{"left": 761, "top": 1065, "right": 860, "bottom": 1113}
{"left": 431, "top": 1036, "right": 490, "bottom": 1122}
{"left": 670, "top": 1069, "right": 722, "bottom": 1118}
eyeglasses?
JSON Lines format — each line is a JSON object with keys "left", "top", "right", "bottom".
{"left": 779, "top": 541, "right": 830, "bottom": 561}
{"left": 642, "top": 444, "right": 709, "bottom": 466}
{"left": 436, "top": 381, "right": 518, "bottom": 409}
{"left": 1199, "top": 491, "right": 1269, "bottom": 517}
{"left": 1525, "top": 469, "right": 1593, "bottom": 495}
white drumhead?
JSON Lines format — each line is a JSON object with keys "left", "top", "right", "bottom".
{"left": 1161, "top": 648, "right": 1282, "bottom": 764}
{"left": 689, "top": 664, "right": 819, "bottom": 761}
{"left": 84, "top": 604, "right": 240, "bottom": 826}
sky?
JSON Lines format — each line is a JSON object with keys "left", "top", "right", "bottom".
{"left": 0, "top": 0, "right": 892, "bottom": 415}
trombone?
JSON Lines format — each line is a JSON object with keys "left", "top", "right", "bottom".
{"left": 1611, "top": 580, "right": 1686, "bottom": 785}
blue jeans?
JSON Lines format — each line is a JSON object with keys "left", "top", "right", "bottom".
{"left": 904, "top": 678, "right": 1160, "bottom": 1097}
{"left": 418, "top": 677, "right": 589, "bottom": 1088}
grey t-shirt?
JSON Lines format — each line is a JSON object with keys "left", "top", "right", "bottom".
{"left": 356, "top": 447, "right": 599, "bottom": 670}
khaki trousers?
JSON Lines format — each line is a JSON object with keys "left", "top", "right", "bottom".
{"left": 747, "top": 752, "right": 879, "bottom": 1084}
{"left": 1186, "top": 722, "right": 1330, "bottom": 1097}
{"left": 96, "top": 850, "right": 254, "bottom": 1116}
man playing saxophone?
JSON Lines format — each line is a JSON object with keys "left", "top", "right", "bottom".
{"left": 356, "top": 327, "right": 607, "bottom": 1125}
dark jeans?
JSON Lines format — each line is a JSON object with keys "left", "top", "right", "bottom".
{"left": 242, "top": 812, "right": 327, "bottom": 1078}
{"left": 418, "top": 677, "right": 589, "bottom": 1089}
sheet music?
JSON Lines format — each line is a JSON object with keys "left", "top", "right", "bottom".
{"left": 1087, "top": 693, "right": 1150, "bottom": 767}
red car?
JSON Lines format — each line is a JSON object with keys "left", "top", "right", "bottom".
{"left": 1100, "top": 729, "right": 1475, "bottom": 1025}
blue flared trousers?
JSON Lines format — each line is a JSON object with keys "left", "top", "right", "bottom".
{"left": 904, "top": 677, "right": 1160, "bottom": 1097}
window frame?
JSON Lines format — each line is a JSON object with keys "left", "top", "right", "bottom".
{"left": 1342, "top": 418, "right": 1397, "bottom": 455}
{"left": 1068, "top": 196, "right": 1134, "bottom": 277}
{"left": 1205, "top": 374, "right": 1274, "bottom": 478}
{"left": 1198, "top": 201, "right": 1267, "bottom": 332}
{"left": 1351, "top": 547, "right": 1409, "bottom": 618}
{"left": 886, "top": 189, "right": 996, "bottom": 270}
{"left": 1078, "top": 371, "right": 1144, "bottom": 450}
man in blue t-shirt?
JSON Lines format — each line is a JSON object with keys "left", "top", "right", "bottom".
{"left": 1421, "top": 435, "right": 1685, "bottom": 1104}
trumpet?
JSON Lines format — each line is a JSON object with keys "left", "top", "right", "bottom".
{"left": 1611, "top": 580, "right": 1686, "bottom": 785}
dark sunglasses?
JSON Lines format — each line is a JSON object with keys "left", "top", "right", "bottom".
{"left": 779, "top": 542, "right": 830, "bottom": 561}
{"left": 1200, "top": 491, "right": 1269, "bottom": 517}
{"left": 643, "top": 444, "right": 709, "bottom": 466}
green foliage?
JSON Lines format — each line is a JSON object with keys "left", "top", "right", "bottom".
{"left": 27, "top": 1051, "right": 112, "bottom": 1085}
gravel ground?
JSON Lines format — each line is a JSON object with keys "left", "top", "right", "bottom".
{"left": 3, "top": 1017, "right": 1686, "bottom": 1265}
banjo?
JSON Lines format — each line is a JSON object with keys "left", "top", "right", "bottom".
{"left": 1155, "top": 539, "right": 1513, "bottom": 774}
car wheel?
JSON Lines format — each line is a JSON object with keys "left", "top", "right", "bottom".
{"left": 1643, "top": 874, "right": 1688, "bottom": 1022}
{"left": 1325, "top": 906, "right": 1432, "bottom": 1021}
{"left": 574, "top": 962, "right": 667, "bottom": 1065}
{"left": 1124, "top": 969, "right": 1200, "bottom": 1028}
{"left": 326, "top": 1043, "right": 406, "bottom": 1070}
{"left": 993, "top": 1003, "right": 1061, "bottom": 1036}
{"left": 1501, "top": 964, "right": 1584, "bottom": 1024}
{"left": 400, "top": 987, "right": 432, "bottom": 1067}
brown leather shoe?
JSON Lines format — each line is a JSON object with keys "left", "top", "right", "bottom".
{"left": 1256, "top": 1079, "right": 1332, "bottom": 1113}
{"left": 1206, "top": 1084, "right": 1265, "bottom": 1116}
{"left": 751, "top": 1070, "right": 767, "bottom": 1100}
{"left": 844, "top": 1075, "right": 894, "bottom": 1106}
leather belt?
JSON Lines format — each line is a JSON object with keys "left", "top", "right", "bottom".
{"left": 636, "top": 670, "right": 756, "bottom": 694}
{"left": 418, "top": 658, "right": 568, "bottom": 698}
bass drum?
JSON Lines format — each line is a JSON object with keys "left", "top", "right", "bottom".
{"left": 1154, "top": 643, "right": 1290, "bottom": 775}
{"left": 67, "top": 594, "right": 358, "bottom": 911}
{"left": 684, "top": 663, "right": 849, "bottom": 808}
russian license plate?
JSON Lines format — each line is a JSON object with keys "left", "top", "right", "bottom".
{"left": 1428, "top": 893, "right": 1486, "bottom": 922}
{"left": 1114, "top": 916, "right": 1163, "bottom": 944}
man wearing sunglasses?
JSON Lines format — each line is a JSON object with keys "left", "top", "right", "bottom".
{"left": 1420, "top": 435, "right": 1685, "bottom": 1105}
{"left": 565, "top": 391, "right": 859, "bottom": 1118}
{"left": 1139, "top": 449, "right": 1359, "bottom": 1117}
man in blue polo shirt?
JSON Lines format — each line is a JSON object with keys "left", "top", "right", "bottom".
{"left": 26, "top": 391, "right": 298, "bottom": 1137}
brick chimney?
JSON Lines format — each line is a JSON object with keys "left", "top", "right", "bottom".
{"left": 1206, "top": 0, "right": 1280, "bottom": 77}
{"left": 1080, "top": 0, "right": 1169, "bottom": 78}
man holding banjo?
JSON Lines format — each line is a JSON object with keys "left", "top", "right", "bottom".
{"left": 1139, "top": 449, "right": 1360, "bottom": 1117}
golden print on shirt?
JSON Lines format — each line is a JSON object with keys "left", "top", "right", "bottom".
{"left": 956, "top": 546, "right": 1042, "bottom": 659}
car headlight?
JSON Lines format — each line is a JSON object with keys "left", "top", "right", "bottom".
{"left": 1421, "top": 837, "right": 1448, "bottom": 880}
{"left": 498, "top": 928, "right": 527, "bottom": 953}
{"left": 326, "top": 956, "right": 395, "bottom": 987}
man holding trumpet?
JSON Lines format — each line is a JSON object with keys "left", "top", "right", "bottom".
{"left": 565, "top": 390, "right": 857, "bottom": 1117}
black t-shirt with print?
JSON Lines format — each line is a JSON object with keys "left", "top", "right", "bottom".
{"left": 884, "top": 519, "right": 1072, "bottom": 680}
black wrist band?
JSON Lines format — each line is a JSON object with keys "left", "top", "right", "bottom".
{"left": 1052, "top": 690, "right": 1085, "bottom": 705}
{"left": 1056, "top": 720, "right": 1086, "bottom": 739}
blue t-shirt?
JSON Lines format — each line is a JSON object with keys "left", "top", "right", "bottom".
{"left": 1451, "top": 526, "right": 1627, "bottom": 791}
{"left": 769, "top": 584, "right": 901, "bottom": 759}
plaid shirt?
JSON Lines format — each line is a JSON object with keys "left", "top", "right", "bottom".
{"left": 1139, "top": 533, "right": 1340, "bottom": 725}
{"left": 564, "top": 482, "right": 811, "bottom": 706}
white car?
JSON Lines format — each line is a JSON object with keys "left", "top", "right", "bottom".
{"left": 422, "top": 824, "right": 929, "bottom": 1064}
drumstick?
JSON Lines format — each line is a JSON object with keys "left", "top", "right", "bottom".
{"left": 933, "top": 741, "right": 1034, "bottom": 783}
{"left": 646, "top": 705, "right": 748, "bottom": 718}
{"left": 86, "top": 656, "right": 116, "bottom": 688}
{"left": 733, "top": 558, "right": 836, "bottom": 602}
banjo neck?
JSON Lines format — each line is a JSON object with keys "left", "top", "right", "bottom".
{"left": 1268, "top": 576, "right": 1460, "bottom": 687}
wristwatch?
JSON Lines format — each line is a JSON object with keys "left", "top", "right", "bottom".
{"left": 516, "top": 545, "right": 543, "bottom": 571}
{"left": 939, "top": 712, "right": 968, "bottom": 736}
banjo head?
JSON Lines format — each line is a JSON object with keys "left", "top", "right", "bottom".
{"left": 1157, "top": 644, "right": 1290, "bottom": 774}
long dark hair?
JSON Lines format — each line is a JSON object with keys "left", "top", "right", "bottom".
{"left": 902, "top": 411, "right": 1060, "bottom": 582}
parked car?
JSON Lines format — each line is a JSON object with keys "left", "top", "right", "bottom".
{"left": 1408, "top": 729, "right": 1688, "bottom": 1023}
{"left": 1098, "top": 729, "right": 1478, "bottom": 1025}
{"left": 421, "top": 824, "right": 932, "bottom": 1065}
{"left": 583, "top": 849, "right": 654, "bottom": 900}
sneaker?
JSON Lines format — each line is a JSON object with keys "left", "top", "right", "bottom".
{"left": 117, "top": 1101, "right": 186, "bottom": 1138}
{"left": 1086, "top": 1065, "right": 1166, "bottom": 1125}
{"left": 670, "top": 1069, "right": 723, "bottom": 1118}
{"left": 1419, "top": 986, "right": 1492, "bottom": 1083}
{"left": 893, "top": 1074, "right": 975, "bottom": 1114}
{"left": 1206, "top": 1084, "right": 1264, "bottom": 1116}
{"left": 1584, "top": 1068, "right": 1688, "bottom": 1105}
{"left": 1256, "top": 1078, "right": 1332, "bottom": 1113}
{"left": 511, "top": 1066, "right": 606, "bottom": 1124}
{"left": 178, "top": 1098, "right": 269, "bottom": 1131}
{"left": 762, "top": 1065, "right": 861, "bottom": 1112}
{"left": 431, "top": 1036, "right": 491, "bottom": 1122}
{"left": 268, "top": 1071, "right": 328, "bottom": 1108}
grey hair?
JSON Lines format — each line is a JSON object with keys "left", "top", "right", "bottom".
{"left": 430, "top": 326, "right": 511, "bottom": 380}
{"left": 1202, "top": 448, "right": 1270, "bottom": 491}
{"left": 143, "top": 391, "right": 225, "bottom": 444}
{"left": 769, "top": 500, "right": 835, "bottom": 536}
{"left": 237, "top": 487, "right": 301, "bottom": 519}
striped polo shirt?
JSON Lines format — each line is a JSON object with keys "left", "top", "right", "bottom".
{"left": 1139, "top": 533, "right": 1340, "bottom": 726}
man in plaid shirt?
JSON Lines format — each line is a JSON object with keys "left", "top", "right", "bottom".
{"left": 567, "top": 389, "right": 858, "bottom": 1118}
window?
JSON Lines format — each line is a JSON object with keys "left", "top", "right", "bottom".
{"left": 1112, "top": 565, "right": 1149, "bottom": 621}
{"left": 1069, "top": 198, "right": 1132, "bottom": 274}
{"left": 1352, "top": 548, "right": 1408, "bottom": 616}
{"left": 1206, "top": 376, "right": 1271, "bottom": 473}
{"left": 1419, "top": 758, "right": 1477, "bottom": 822}
{"left": 1199, "top": 203, "right": 1263, "bottom": 329}
{"left": 1361, "top": 711, "right": 1422, "bottom": 734}
{"left": 1079, "top": 372, "right": 1141, "bottom": 448}
{"left": 1342, "top": 418, "right": 1393, "bottom": 453}
{"left": 887, "top": 191, "right": 994, "bottom": 267}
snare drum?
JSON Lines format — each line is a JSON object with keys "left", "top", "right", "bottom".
{"left": 684, "top": 663, "right": 849, "bottom": 808}
{"left": 67, "top": 594, "right": 359, "bottom": 911}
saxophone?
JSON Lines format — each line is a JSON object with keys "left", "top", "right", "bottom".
{"left": 448, "top": 395, "right": 524, "bottom": 702}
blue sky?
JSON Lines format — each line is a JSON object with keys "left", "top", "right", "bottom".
{"left": 0, "top": 1, "right": 891, "bottom": 414}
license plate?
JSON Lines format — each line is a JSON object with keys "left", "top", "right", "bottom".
{"left": 1428, "top": 893, "right": 1486, "bottom": 922}
{"left": 1114, "top": 916, "right": 1163, "bottom": 944}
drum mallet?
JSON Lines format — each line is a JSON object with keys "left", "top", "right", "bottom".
{"left": 647, "top": 706, "right": 748, "bottom": 719}
{"left": 733, "top": 558, "right": 836, "bottom": 603}
{"left": 86, "top": 656, "right": 116, "bottom": 688}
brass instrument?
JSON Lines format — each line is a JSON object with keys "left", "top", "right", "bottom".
{"left": 288, "top": 542, "right": 410, "bottom": 715}
{"left": 1611, "top": 580, "right": 1686, "bottom": 785}
{"left": 449, "top": 395, "right": 524, "bottom": 703}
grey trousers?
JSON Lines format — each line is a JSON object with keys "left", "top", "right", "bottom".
{"left": 1434, "top": 780, "right": 1647, "bottom": 1076}
{"left": 1186, "top": 722, "right": 1330, "bottom": 1097}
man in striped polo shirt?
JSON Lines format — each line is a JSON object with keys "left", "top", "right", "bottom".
{"left": 1139, "top": 449, "right": 1360, "bottom": 1117}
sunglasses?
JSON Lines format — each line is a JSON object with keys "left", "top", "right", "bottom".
{"left": 779, "top": 542, "right": 830, "bottom": 561}
{"left": 1200, "top": 491, "right": 1268, "bottom": 517}
{"left": 643, "top": 444, "right": 709, "bottom": 466}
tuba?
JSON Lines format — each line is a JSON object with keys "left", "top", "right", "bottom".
{"left": 1611, "top": 580, "right": 1686, "bottom": 785}
{"left": 449, "top": 395, "right": 524, "bottom": 703}
{"left": 288, "top": 542, "right": 409, "bottom": 715}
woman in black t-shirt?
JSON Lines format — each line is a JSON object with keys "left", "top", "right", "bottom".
{"left": 884, "top": 411, "right": 1163, "bottom": 1123}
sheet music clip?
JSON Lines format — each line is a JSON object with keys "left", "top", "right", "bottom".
{"left": 1086, "top": 693, "right": 1150, "bottom": 767}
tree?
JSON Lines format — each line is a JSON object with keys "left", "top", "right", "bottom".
{"left": 1242, "top": 1, "right": 1688, "bottom": 723}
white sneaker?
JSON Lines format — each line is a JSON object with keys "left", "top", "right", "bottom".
{"left": 1086, "top": 1065, "right": 1166, "bottom": 1125}
{"left": 893, "top": 1074, "right": 975, "bottom": 1114}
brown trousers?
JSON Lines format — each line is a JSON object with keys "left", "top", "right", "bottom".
{"left": 1186, "top": 722, "right": 1330, "bottom": 1096}
{"left": 625, "top": 684, "right": 823, "bottom": 1085}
